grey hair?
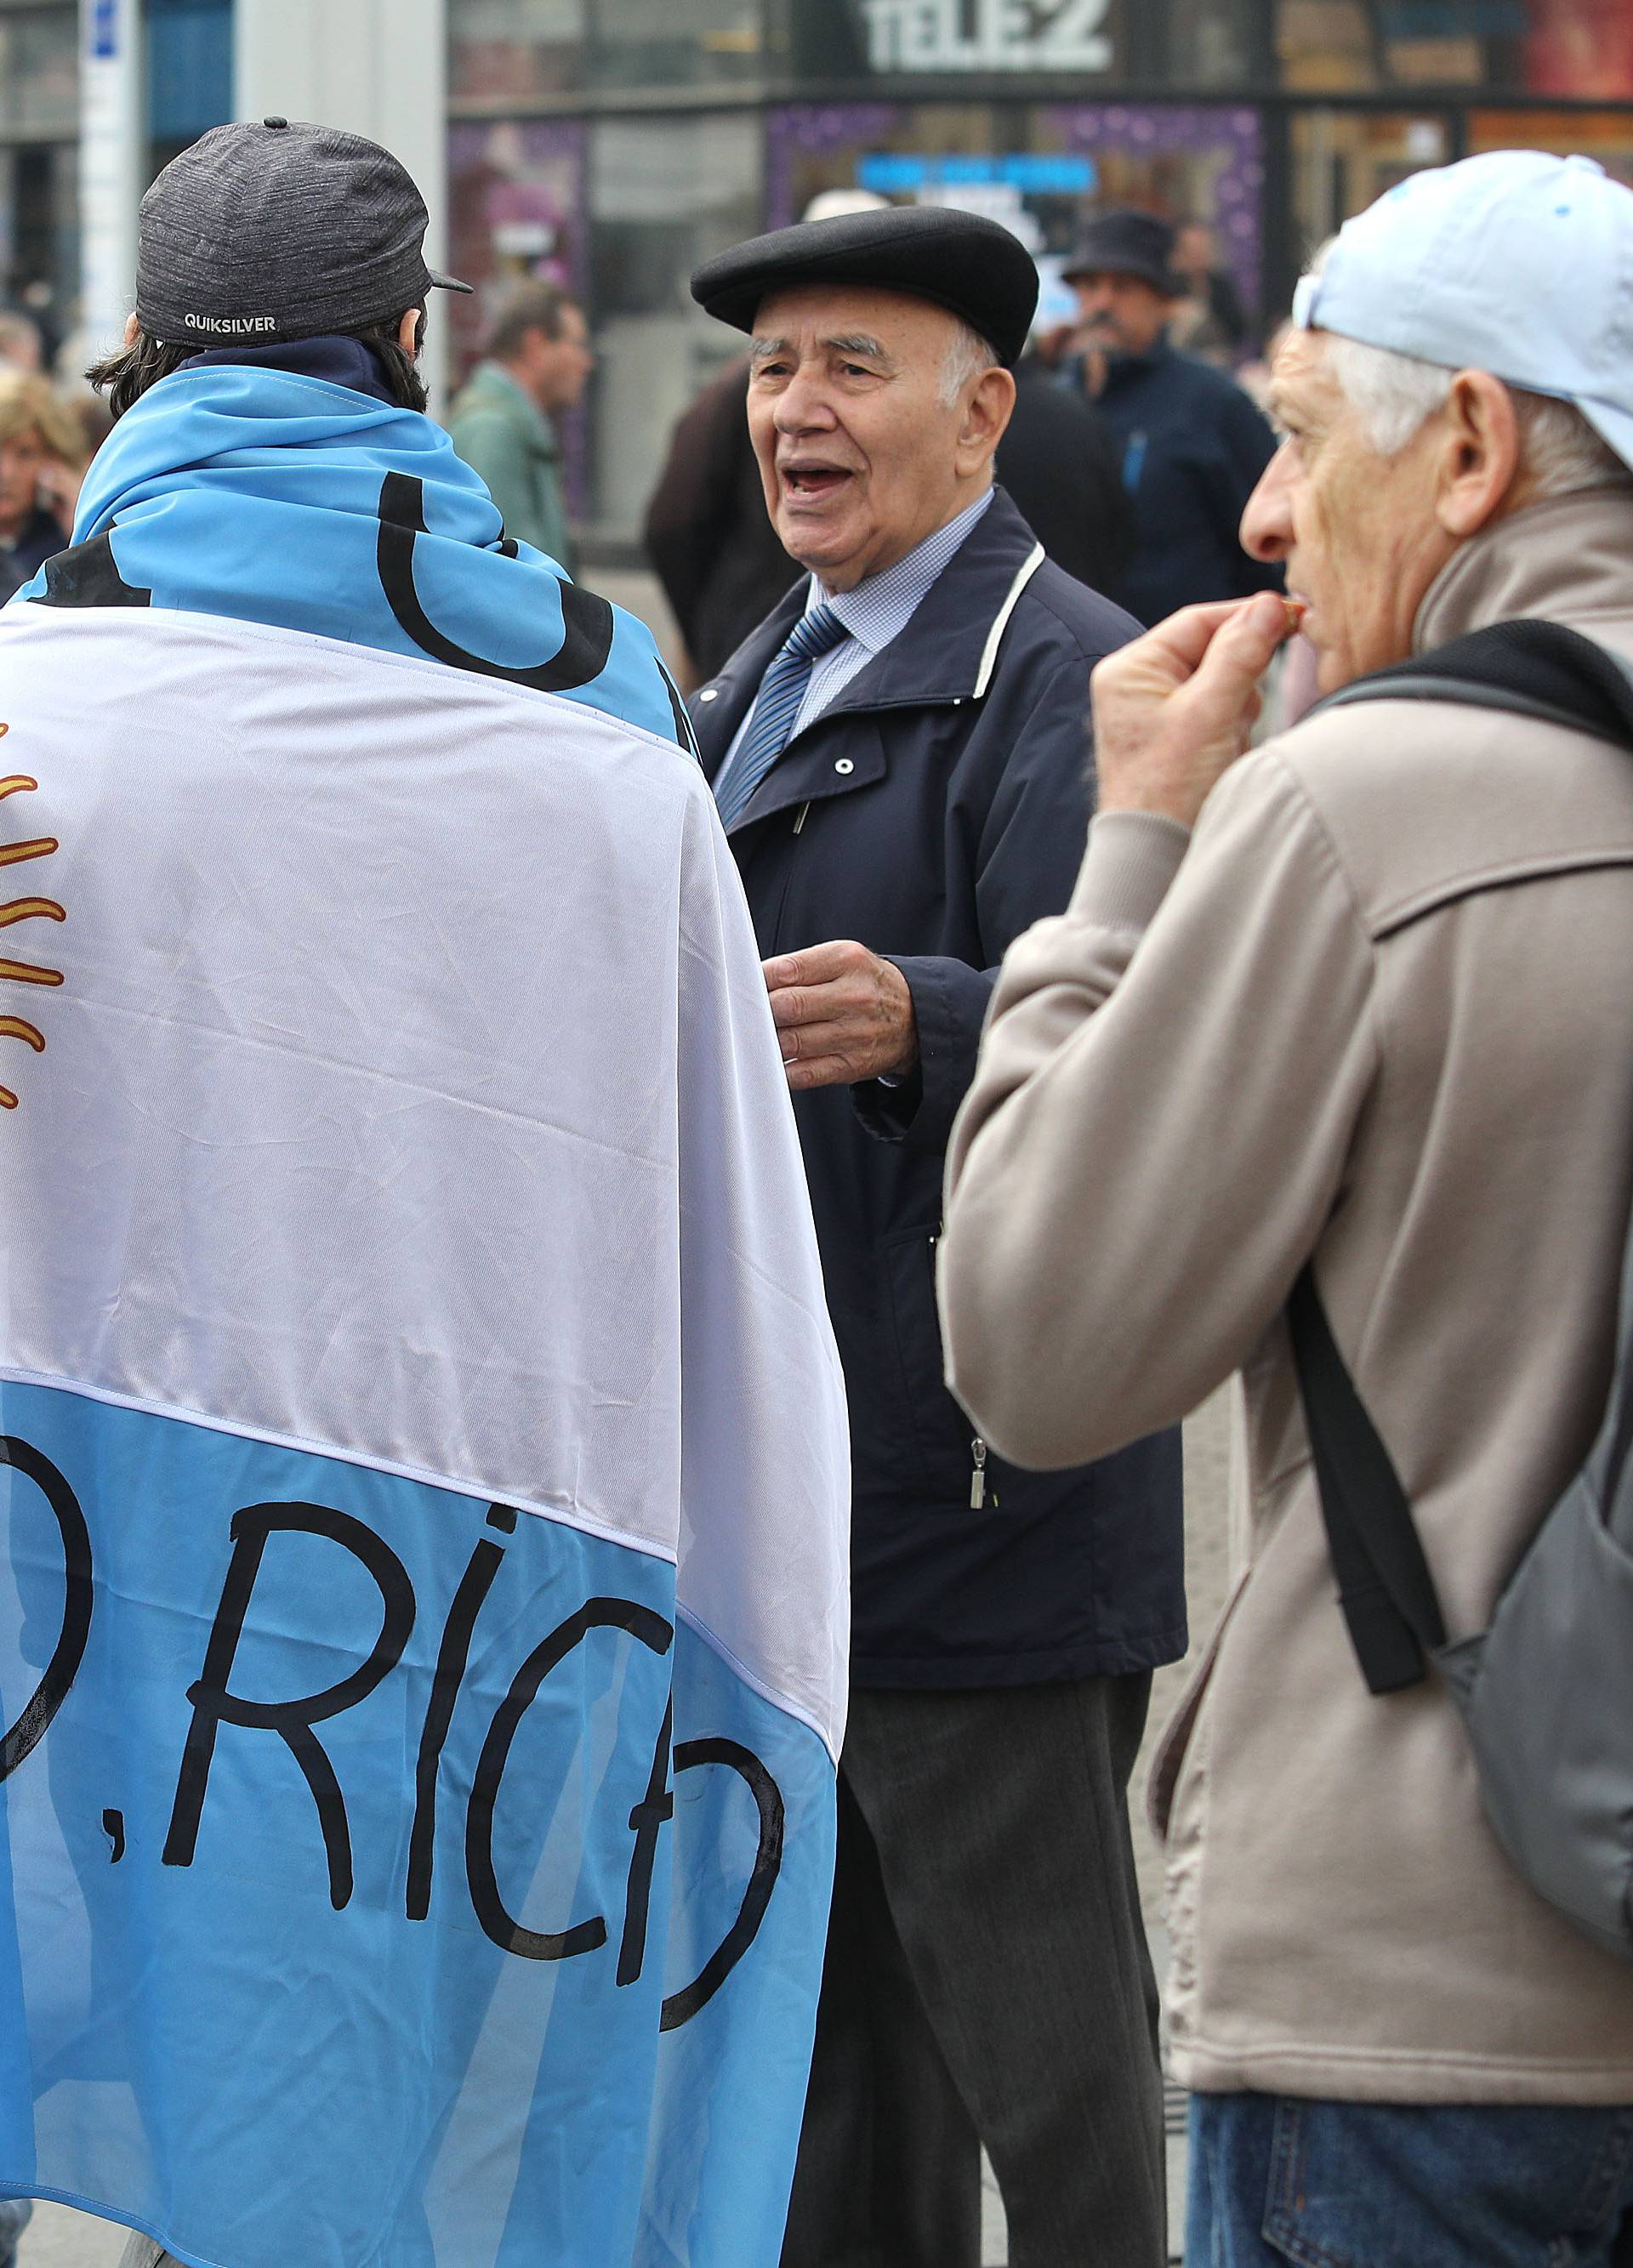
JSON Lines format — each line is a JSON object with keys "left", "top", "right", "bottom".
{"left": 1302, "top": 242, "right": 1631, "bottom": 498}
{"left": 938, "top": 319, "right": 999, "bottom": 408}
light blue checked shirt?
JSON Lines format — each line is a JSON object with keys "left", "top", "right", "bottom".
{"left": 718, "top": 486, "right": 994, "bottom": 781}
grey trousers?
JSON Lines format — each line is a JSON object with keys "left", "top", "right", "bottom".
{"left": 780, "top": 1675, "right": 1167, "bottom": 2268}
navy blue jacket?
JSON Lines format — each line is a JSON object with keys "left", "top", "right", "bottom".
{"left": 1094, "top": 337, "right": 1282, "bottom": 627}
{"left": 689, "top": 490, "right": 1186, "bottom": 1690}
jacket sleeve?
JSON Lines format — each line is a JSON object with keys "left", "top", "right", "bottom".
{"left": 853, "top": 645, "right": 1099, "bottom": 1154}
{"left": 450, "top": 408, "right": 547, "bottom": 554}
{"left": 939, "top": 746, "right": 1380, "bottom": 1469}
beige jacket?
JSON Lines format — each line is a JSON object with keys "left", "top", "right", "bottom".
{"left": 941, "top": 491, "right": 1633, "bottom": 2101}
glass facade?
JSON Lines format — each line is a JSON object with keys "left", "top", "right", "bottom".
{"left": 445, "top": 0, "right": 1633, "bottom": 542}
{"left": 0, "top": 0, "right": 77, "bottom": 349}
{"left": 447, "top": 0, "right": 765, "bottom": 99}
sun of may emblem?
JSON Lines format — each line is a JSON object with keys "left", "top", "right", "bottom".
{"left": 0, "top": 730, "right": 65, "bottom": 1110}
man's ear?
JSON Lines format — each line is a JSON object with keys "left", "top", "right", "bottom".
{"left": 959, "top": 365, "right": 1016, "bottom": 472}
{"left": 1434, "top": 369, "right": 1522, "bottom": 539}
{"left": 398, "top": 306, "right": 424, "bottom": 359}
{"left": 122, "top": 312, "right": 140, "bottom": 348}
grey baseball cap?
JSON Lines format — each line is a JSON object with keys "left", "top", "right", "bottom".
{"left": 134, "top": 117, "right": 472, "bottom": 348}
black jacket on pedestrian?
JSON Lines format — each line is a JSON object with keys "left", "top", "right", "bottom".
{"left": 689, "top": 488, "right": 1185, "bottom": 1690}
{"left": 1092, "top": 335, "right": 1282, "bottom": 627}
{"left": 995, "top": 357, "right": 1134, "bottom": 602}
{"left": 643, "top": 358, "right": 801, "bottom": 682}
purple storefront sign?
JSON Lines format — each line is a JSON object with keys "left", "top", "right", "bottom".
{"left": 765, "top": 100, "right": 1265, "bottom": 321}
{"left": 765, "top": 105, "right": 902, "bottom": 228}
{"left": 1044, "top": 105, "right": 1266, "bottom": 318}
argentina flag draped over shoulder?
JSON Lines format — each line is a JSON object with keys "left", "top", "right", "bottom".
{"left": 0, "top": 358, "right": 849, "bottom": 2268}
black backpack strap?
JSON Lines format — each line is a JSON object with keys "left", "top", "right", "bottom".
{"left": 1315, "top": 618, "right": 1633, "bottom": 753}
{"left": 1293, "top": 617, "right": 1631, "bottom": 1695}
{"left": 1286, "top": 1265, "right": 1448, "bottom": 1695}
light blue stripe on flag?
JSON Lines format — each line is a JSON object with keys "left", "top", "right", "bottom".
{"left": 0, "top": 1379, "right": 833, "bottom": 2268}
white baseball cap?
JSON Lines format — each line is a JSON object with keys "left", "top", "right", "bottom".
{"left": 1293, "top": 149, "right": 1633, "bottom": 472}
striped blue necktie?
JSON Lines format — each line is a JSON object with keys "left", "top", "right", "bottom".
{"left": 713, "top": 603, "right": 848, "bottom": 830}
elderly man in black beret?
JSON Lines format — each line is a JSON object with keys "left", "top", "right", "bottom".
{"left": 687, "top": 205, "right": 1183, "bottom": 2268}
{"left": 1064, "top": 207, "right": 1282, "bottom": 627}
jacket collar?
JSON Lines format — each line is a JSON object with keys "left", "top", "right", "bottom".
{"left": 1414, "top": 491, "right": 1633, "bottom": 656}
{"left": 691, "top": 486, "right": 1046, "bottom": 777}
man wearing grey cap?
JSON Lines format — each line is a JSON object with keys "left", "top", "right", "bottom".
{"left": 689, "top": 202, "right": 1183, "bottom": 2268}
{"left": 944, "top": 149, "right": 1633, "bottom": 2261}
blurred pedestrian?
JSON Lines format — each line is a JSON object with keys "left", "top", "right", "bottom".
{"left": 644, "top": 354, "right": 802, "bottom": 683}
{"left": 0, "top": 312, "right": 42, "bottom": 373}
{"left": 689, "top": 201, "right": 1182, "bottom": 2268}
{"left": 447, "top": 279, "right": 590, "bottom": 569}
{"left": 0, "top": 372, "right": 85, "bottom": 598}
{"left": 1168, "top": 218, "right": 1249, "bottom": 364}
{"left": 997, "top": 344, "right": 1133, "bottom": 596}
{"left": 943, "top": 150, "right": 1633, "bottom": 2265}
{"left": 1065, "top": 208, "right": 1281, "bottom": 624}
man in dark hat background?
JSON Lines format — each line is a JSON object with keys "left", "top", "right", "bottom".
{"left": 688, "top": 202, "right": 1184, "bottom": 2268}
{"left": 1065, "top": 207, "right": 1281, "bottom": 625}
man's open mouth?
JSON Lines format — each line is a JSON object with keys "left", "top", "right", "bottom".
{"left": 781, "top": 465, "right": 851, "bottom": 498}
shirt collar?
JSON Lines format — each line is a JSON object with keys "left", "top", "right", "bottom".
{"left": 805, "top": 486, "right": 995, "bottom": 656}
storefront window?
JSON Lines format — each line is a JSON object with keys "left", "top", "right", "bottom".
{"left": 1287, "top": 108, "right": 1451, "bottom": 267}
{"left": 0, "top": 138, "right": 74, "bottom": 337}
{"left": 448, "top": 118, "right": 585, "bottom": 362}
{"left": 1159, "top": 1, "right": 1269, "bottom": 88}
{"left": 0, "top": 6, "right": 77, "bottom": 139}
{"left": 1520, "top": 1, "right": 1633, "bottom": 100}
{"left": 587, "top": 0, "right": 766, "bottom": 90}
{"left": 1469, "top": 105, "right": 1633, "bottom": 186}
{"left": 588, "top": 113, "right": 761, "bottom": 537}
{"left": 449, "top": 0, "right": 585, "bottom": 102}
{"left": 1038, "top": 105, "right": 1266, "bottom": 335}
{"left": 148, "top": 0, "right": 233, "bottom": 173}
{"left": 767, "top": 100, "right": 1002, "bottom": 225}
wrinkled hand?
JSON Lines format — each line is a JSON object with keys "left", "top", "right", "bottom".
{"left": 764, "top": 941, "right": 919, "bottom": 1092}
{"left": 1091, "top": 591, "right": 1300, "bottom": 830}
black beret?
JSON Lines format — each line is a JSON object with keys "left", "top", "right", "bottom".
{"left": 690, "top": 205, "right": 1039, "bottom": 369}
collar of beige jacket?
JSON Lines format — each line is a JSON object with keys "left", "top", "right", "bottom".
{"left": 1414, "top": 488, "right": 1633, "bottom": 658}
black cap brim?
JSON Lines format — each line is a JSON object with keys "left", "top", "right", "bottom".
{"left": 427, "top": 267, "right": 475, "bottom": 295}
{"left": 691, "top": 206, "right": 1039, "bottom": 368}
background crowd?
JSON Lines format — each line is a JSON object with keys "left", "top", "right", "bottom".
{"left": 0, "top": 193, "right": 1286, "bottom": 668}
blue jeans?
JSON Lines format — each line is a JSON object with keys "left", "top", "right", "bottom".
{"left": 1187, "top": 2093, "right": 1633, "bottom": 2267}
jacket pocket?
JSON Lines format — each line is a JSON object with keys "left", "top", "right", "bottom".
{"left": 881, "top": 1225, "right": 991, "bottom": 1509}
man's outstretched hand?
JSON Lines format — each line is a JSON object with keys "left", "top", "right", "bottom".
{"left": 764, "top": 941, "right": 919, "bottom": 1091}
{"left": 1091, "top": 592, "right": 1303, "bottom": 830}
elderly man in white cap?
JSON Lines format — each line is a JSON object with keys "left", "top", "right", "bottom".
{"left": 941, "top": 149, "right": 1633, "bottom": 2262}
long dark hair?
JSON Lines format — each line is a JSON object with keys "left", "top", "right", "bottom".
{"left": 87, "top": 310, "right": 428, "bottom": 420}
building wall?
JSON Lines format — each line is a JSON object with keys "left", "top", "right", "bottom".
{"left": 447, "top": 0, "right": 1633, "bottom": 545}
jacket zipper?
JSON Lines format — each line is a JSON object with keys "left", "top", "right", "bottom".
{"left": 930, "top": 1225, "right": 992, "bottom": 1511}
